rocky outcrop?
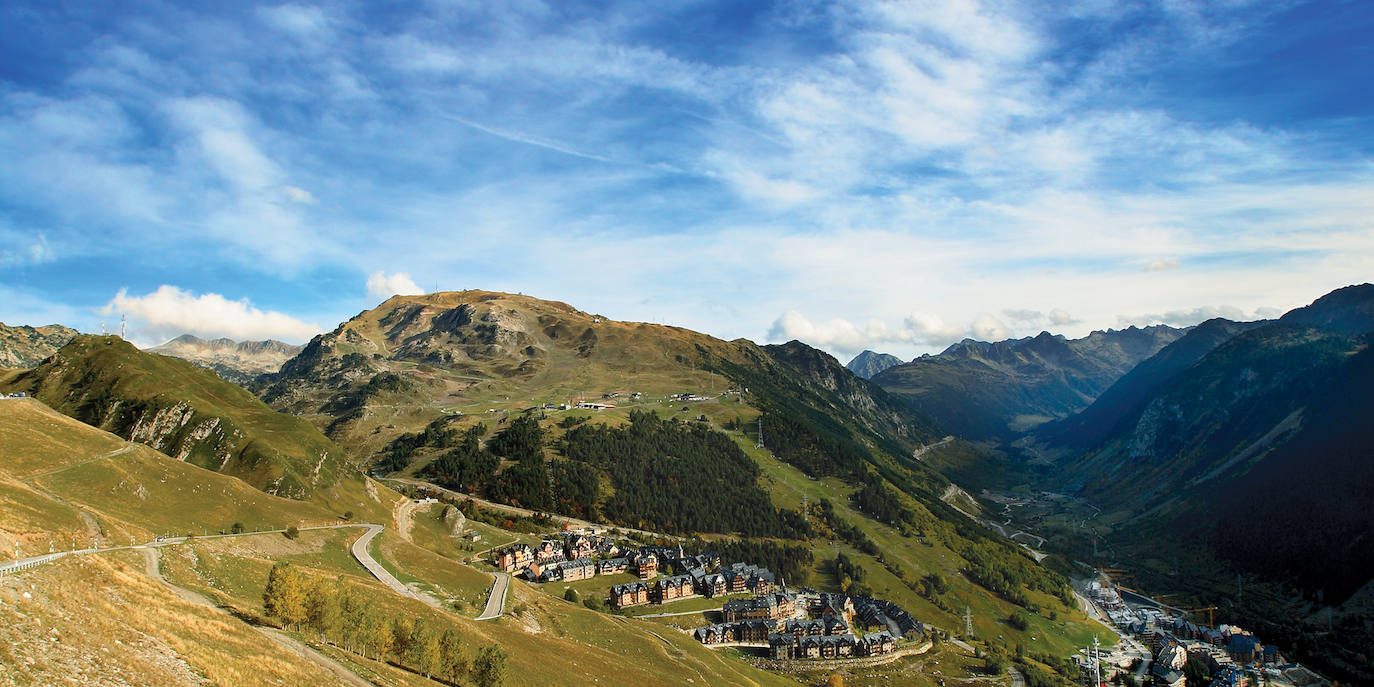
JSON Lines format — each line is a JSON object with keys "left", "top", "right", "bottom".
{"left": 0, "top": 323, "right": 79, "bottom": 368}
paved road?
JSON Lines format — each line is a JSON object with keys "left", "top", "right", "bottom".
{"left": 140, "top": 546, "right": 373, "bottom": 687}
{"left": 475, "top": 571, "right": 509, "bottom": 621}
{"left": 1009, "top": 666, "right": 1026, "bottom": 687}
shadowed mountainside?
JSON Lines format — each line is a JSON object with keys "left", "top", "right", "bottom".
{"left": 871, "top": 325, "right": 1184, "bottom": 440}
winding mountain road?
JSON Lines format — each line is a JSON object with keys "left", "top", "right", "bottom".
{"left": 474, "top": 571, "right": 509, "bottom": 621}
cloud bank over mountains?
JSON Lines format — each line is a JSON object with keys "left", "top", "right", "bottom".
{"left": 104, "top": 286, "right": 321, "bottom": 347}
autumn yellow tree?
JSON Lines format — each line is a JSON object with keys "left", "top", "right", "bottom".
{"left": 263, "top": 562, "right": 310, "bottom": 629}
{"left": 440, "top": 627, "right": 467, "bottom": 683}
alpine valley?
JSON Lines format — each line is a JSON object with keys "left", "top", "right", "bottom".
{"left": 1, "top": 285, "right": 1368, "bottom": 685}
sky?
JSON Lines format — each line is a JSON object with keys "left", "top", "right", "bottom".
{"left": 1, "top": 0, "right": 1371, "bottom": 359}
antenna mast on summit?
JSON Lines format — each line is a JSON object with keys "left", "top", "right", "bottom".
{"left": 120, "top": 315, "right": 126, "bottom": 340}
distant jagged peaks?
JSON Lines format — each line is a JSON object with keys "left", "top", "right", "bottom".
{"left": 872, "top": 325, "right": 1186, "bottom": 440}
{"left": 148, "top": 334, "right": 303, "bottom": 385}
{"left": 844, "top": 350, "right": 904, "bottom": 379}
{"left": 0, "top": 322, "right": 80, "bottom": 368}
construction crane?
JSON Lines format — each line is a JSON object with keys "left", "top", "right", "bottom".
{"left": 1184, "top": 606, "right": 1217, "bottom": 628}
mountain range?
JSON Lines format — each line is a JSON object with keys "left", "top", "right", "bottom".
{"left": 1020, "top": 284, "right": 1374, "bottom": 679}
{"left": 5, "top": 284, "right": 1372, "bottom": 682}
{"left": 870, "top": 325, "right": 1185, "bottom": 440}
{"left": 147, "top": 334, "right": 302, "bottom": 385}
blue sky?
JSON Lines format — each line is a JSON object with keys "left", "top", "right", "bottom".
{"left": 1, "top": 0, "right": 1371, "bottom": 358}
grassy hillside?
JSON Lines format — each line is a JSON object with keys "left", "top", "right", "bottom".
{"left": 0, "top": 552, "right": 350, "bottom": 686}
{"left": 2, "top": 335, "right": 352, "bottom": 500}
{"left": 257, "top": 290, "right": 942, "bottom": 463}
{"left": 0, "top": 398, "right": 362, "bottom": 556}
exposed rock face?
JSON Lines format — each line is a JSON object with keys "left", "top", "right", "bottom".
{"left": 1, "top": 335, "right": 345, "bottom": 500}
{"left": 0, "top": 323, "right": 79, "bottom": 368}
{"left": 844, "top": 350, "right": 904, "bottom": 379}
{"left": 442, "top": 504, "right": 466, "bottom": 536}
{"left": 147, "top": 334, "right": 302, "bottom": 386}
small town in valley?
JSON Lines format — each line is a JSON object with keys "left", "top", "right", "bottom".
{"left": 1078, "top": 575, "right": 1332, "bottom": 687}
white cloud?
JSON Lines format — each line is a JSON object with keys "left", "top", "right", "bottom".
{"left": 1048, "top": 308, "right": 1079, "bottom": 326}
{"left": 104, "top": 285, "right": 322, "bottom": 345}
{"left": 769, "top": 309, "right": 1020, "bottom": 355}
{"left": 366, "top": 271, "right": 425, "bottom": 302}
{"left": 281, "top": 185, "right": 316, "bottom": 204}
{"left": 1143, "top": 259, "right": 1181, "bottom": 272}
{"left": 1118, "top": 305, "right": 1251, "bottom": 328}
{"left": 258, "top": 4, "right": 333, "bottom": 43}
{"left": 969, "top": 313, "right": 1010, "bottom": 341}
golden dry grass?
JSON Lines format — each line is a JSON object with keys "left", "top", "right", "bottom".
{"left": 0, "top": 552, "right": 343, "bottom": 686}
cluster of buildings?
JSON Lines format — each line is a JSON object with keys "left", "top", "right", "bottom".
{"left": 693, "top": 589, "right": 922, "bottom": 662}
{"left": 1, "top": 392, "right": 27, "bottom": 399}
{"left": 495, "top": 536, "right": 786, "bottom": 610}
{"left": 493, "top": 532, "right": 676, "bottom": 582}
{"left": 609, "top": 561, "right": 778, "bottom": 609}
{"left": 1093, "top": 592, "right": 1328, "bottom": 687}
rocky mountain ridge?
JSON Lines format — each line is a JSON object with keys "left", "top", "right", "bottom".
{"left": 148, "top": 334, "right": 302, "bottom": 386}
{"left": 844, "top": 349, "right": 905, "bottom": 379}
{"left": 871, "top": 324, "right": 1185, "bottom": 439}
{"left": 0, "top": 322, "right": 79, "bottom": 368}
